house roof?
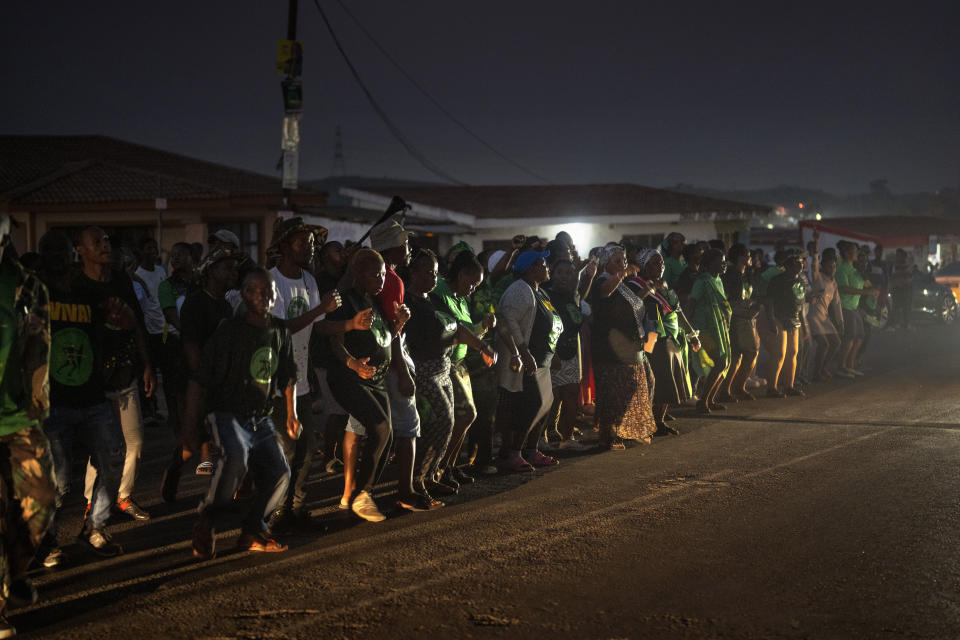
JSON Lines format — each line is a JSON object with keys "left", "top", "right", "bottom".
{"left": 799, "top": 216, "right": 960, "bottom": 246}
{"left": 355, "top": 184, "right": 772, "bottom": 220}
{"left": 0, "top": 135, "right": 321, "bottom": 206}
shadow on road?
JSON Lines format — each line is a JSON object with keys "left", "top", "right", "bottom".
{"left": 11, "top": 439, "right": 599, "bottom": 636}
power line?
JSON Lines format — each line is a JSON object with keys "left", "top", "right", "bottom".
{"left": 330, "top": 0, "right": 551, "bottom": 184}
{"left": 311, "top": 0, "right": 466, "bottom": 185}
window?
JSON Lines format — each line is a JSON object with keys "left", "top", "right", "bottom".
{"left": 209, "top": 221, "right": 259, "bottom": 262}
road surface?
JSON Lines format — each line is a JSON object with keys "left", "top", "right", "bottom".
{"left": 13, "top": 323, "right": 960, "bottom": 639}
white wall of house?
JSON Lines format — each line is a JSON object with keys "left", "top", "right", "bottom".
{"left": 301, "top": 215, "right": 369, "bottom": 245}
{"left": 452, "top": 219, "right": 722, "bottom": 254}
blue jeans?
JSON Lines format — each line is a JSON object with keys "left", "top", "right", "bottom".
{"left": 199, "top": 413, "right": 290, "bottom": 535}
{"left": 44, "top": 402, "right": 124, "bottom": 531}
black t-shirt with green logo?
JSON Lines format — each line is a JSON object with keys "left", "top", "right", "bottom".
{"left": 528, "top": 287, "right": 564, "bottom": 369}
{"left": 768, "top": 272, "right": 805, "bottom": 329}
{"left": 48, "top": 277, "right": 108, "bottom": 408}
{"left": 72, "top": 269, "right": 143, "bottom": 392}
{"left": 326, "top": 287, "right": 392, "bottom": 388}
{"left": 198, "top": 316, "right": 296, "bottom": 417}
{"left": 403, "top": 292, "right": 459, "bottom": 362}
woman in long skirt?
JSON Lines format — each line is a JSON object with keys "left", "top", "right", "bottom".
{"left": 588, "top": 245, "right": 657, "bottom": 449}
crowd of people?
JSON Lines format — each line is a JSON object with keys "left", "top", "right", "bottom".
{"left": 0, "top": 209, "right": 907, "bottom": 637}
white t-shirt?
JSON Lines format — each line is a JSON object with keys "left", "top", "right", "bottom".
{"left": 135, "top": 265, "right": 168, "bottom": 335}
{"left": 269, "top": 267, "right": 322, "bottom": 396}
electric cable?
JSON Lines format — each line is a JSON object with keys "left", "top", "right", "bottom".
{"left": 330, "top": 0, "right": 552, "bottom": 184}
{"left": 312, "top": 0, "right": 467, "bottom": 185}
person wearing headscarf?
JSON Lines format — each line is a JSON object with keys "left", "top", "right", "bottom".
{"left": 497, "top": 250, "right": 564, "bottom": 469}
{"left": 325, "top": 249, "right": 403, "bottom": 523}
{"left": 632, "top": 248, "right": 699, "bottom": 434}
{"left": 588, "top": 244, "right": 658, "bottom": 449}
{"left": 686, "top": 248, "right": 732, "bottom": 413}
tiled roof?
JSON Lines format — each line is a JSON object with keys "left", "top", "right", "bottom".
{"left": 357, "top": 184, "right": 772, "bottom": 219}
{"left": 0, "top": 135, "right": 313, "bottom": 205}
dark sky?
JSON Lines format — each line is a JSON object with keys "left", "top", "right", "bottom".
{"left": 2, "top": 1, "right": 958, "bottom": 194}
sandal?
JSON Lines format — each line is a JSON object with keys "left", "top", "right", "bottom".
{"left": 600, "top": 438, "right": 626, "bottom": 451}
{"left": 506, "top": 456, "right": 535, "bottom": 473}
{"left": 195, "top": 461, "right": 214, "bottom": 476}
{"left": 236, "top": 533, "right": 287, "bottom": 553}
{"left": 396, "top": 494, "right": 435, "bottom": 512}
{"left": 656, "top": 422, "right": 680, "bottom": 436}
{"left": 528, "top": 451, "right": 560, "bottom": 467}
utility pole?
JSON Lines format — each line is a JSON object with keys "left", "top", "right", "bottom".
{"left": 279, "top": 0, "right": 303, "bottom": 209}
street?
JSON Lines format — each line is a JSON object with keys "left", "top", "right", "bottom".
{"left": 13, "top": 323, "right": 960, "bottom": 639}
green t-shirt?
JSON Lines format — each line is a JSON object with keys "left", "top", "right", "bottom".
{"left": 0, "top": 264, "right": 34, "bottom": 435}
{"left": 663, "top": 256, "right": 686, "bottom": 287}
{"left": 835, "top": 260, "right": 864, "bottom": 311}
{"left": 430, "top": 276, "right": 474, "bottom": 363}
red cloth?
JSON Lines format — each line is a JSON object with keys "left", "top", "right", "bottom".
{"left": 378, "top": 266, "right": 405, "bottom": 325}
{"left": 579, "top": 320, "right": 595, "bottom": 406}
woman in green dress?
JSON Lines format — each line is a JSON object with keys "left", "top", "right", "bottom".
{"left": 633, "top": 248, "right": 700, "bottom": 434}
{"left": 686, "top": 248, "right": 732, "bottom": 413}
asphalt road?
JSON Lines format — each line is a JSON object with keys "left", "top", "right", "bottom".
{"left": 12, "top": 323, "right": 960, "bottom": 639}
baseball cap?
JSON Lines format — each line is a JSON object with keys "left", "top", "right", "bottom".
{"left": 513, "top": 250, "right": 550, "bottom": 274}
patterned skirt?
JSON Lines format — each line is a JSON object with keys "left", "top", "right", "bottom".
{"left": 413, "top": 358, "right": 455, "bottom": 486}
{"left": 595, "top": 360, "right": 657, "bottom": 442}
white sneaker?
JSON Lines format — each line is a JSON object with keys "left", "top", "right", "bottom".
{"left": 351, "top": 491, "right": 386, "bottom": 523}
{"left": 558, "top": 439, "right": 590, "bottom": 452}
{"left": 835, "top": 369, "right": 855, "bottom": 379}
{"left": 850, "top": 368, "right": 865, "bottom": 376}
